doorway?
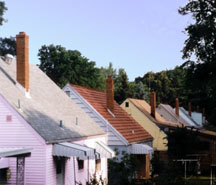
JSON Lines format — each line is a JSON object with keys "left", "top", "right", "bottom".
{"left": 56, "top": 157, "right": 65, "bottom": 185}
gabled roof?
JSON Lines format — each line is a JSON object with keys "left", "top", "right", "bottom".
{"left": 70, "top": 85, "right": 153, "bottom": 143}
{"left": 126, "top": 99, "right": 216, "bottom": 138}
{"left": 178, "top": 107, "right": 199, "bottom": 127}
{"left": 128, "top": 98, "right": 181, "bottom": 128}
{"left": 0, "top": 59, "right": 104, "bottom": 143}
{"left": 157, "top": 104, "right": 190, "bottom": 126}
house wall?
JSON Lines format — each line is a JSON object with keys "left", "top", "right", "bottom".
{"left": 45, "top": 144, "right": 57, "bottom": 185}
{"left": 121, "top": 100, "right": 167, "bottom": 151}
{"left": 63, "top": 85, "right": 126, "bottom": 146}
{"left": 0, "top": 95, "right": 46, "bottom": 185}
{"left": 73, "top": 135, "right": 108, "bottom": 185}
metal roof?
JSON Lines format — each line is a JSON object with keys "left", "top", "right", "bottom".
{"left": 128, "top": 143, "right": 153, "bottom": 154}
{"left": 95, "top": 141, "right": 115, "bottom": 158}
{"left": 53, "top": 142, "right": 96, "bottom": 159}
{"left": 0, "top": 147, "right": 32, "bottom": 157}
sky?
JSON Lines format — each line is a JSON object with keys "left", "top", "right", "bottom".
{"left": 1, "top": 0, "right": 191, "bottom": 81}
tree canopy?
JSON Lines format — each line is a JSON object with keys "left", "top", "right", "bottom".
{"left": 135, "top": 66, "right": 186, "bottom": 107}
{"left": 38, "top": 45, "right": 103, "bottom": 89}
{"left": 0, "top": 1, "right": 7, "bottom": 26}
{"left": 0, "top": 37, "right": 16, "bottom": 56}
{"left": 179, "top": 0, "right": 216, "bottom": 128}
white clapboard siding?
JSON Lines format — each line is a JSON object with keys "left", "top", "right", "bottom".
{"left": 63, "top": 85, "right": 127, "bottom": 146}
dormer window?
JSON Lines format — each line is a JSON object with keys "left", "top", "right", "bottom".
{"left": 125, "top": 102, "right": 129, "bottom": 107}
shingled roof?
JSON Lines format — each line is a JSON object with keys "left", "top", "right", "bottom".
{"left": 71, "top": 85, "right": 153, "bottom": 143}
{"left": 157, "top": 104, "right": 190, "bottom": 126}
{"left": 128, "top": 98, "right": 182, "bottom": 128}
{"left": 0, "top": 58, "right": 104, "bottom": 143}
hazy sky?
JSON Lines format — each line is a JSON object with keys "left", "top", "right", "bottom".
{"left": 1, "top": 0, "right": 191, "bottom": 81}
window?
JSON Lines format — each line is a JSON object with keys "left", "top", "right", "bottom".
{"left": 56, "top": 159, "right": 62, "bottom": 174}
{"left": 65, "top": 91, "right": 70, "bottom": 97}
{"left": 125, "top": 102, "right": 129, "bottom": 107}
{"left": 77, "top": 159, "right": 84, "bottom": 170}
{"left": 0, "top": 168, "right": 7, "bottom": 183}
{"left": 95, "top": 159, "right": 101, "bottom": 172}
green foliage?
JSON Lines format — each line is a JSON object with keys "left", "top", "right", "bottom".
{"left": 179, "top": 0, "right": 216, "bottom": 128}
{"left": 135, "top": 66, "right": 186, "bottom": 107}
{"left": 86, "top": 174, "right": 105, "bottom": 185}
{"left": 114, "top": 68, "right": 133, "bottom": 104}
{"left": 0, "top": 37, "right": 16, "bottom": 56}
{"left": 108, "top": 149, "right": 137, "bottom": 185}
{"left": 153, "top": 162, "right": 184, "bottom": 185}
{"left": 151, "top": 127, "right": 204, "bottom": 185}
{"left": 0, "top": 1, "right": 7, "bottom": 26}
{"left": 98, "top": 62, "right": 117, "bottom": 90}
{"left": 166, "top": 127, "right": 201, "bottom": 159}
{"left": 38, "top": 45, "right": 103, "bottom": 88}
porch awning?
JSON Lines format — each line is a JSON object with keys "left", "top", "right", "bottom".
{"left": 128, "top": 144, "right": 153, "bottom": 154}
{"left": 94, "top": 141, "right": 115, "bottom": 158}
{"left": 53, "top": 142, "right": 96, "bottom": 159}
{"left": 0, "top": 147, "right": 32, "bottom": 157}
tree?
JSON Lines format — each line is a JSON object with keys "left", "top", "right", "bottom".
{"left": 108, "top": 150, "right": 137, "bottom": 185}
{"left": 114, "top": 68, "right": 132, "bottom": 104}
{"left": 135, "top": 67, "right": 186, "bottom": 107}
{"left": 0, "top": 1, "right": 7, "bottom": 26}
{"left": 0, "top": 37, "right": 16, "bottom": 56}
{"left": 38, "top": 45, "right": 103, "bottom": 88}
{"left": 98, "top": 62, "right": 117, "bottom": 90}
{"left": 179, "top": 0, "right": 216, "bottom": 127}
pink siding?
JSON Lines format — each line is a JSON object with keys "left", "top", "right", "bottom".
{"left": 0, "top": 96, "right": 46, "bottom": 185}
{"left": 45, "top": 145, "right": 57, "bottom": 185}
{"left": 65, "top": 157, "right": 75, "bottom": 185}
{"left": 73, "top": 136, "right": 108, "bottom": 184}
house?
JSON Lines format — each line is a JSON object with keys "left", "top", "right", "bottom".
{"left": 121, "top": 93, "right": 216, "bottom": 175}
{"left": 157, "top": 99, "right": 201, "bottom": 127}
{"left": 0, "top": 32, "right": 114, "bottom": 185}
{"left": 120, "top": 97, "right": 167, "bottom": 152}
{"left": 157, "top": 98, "right": 190, "bottom": 126}
{"left": 63, "top": 76, "right": 153, "bottom": 180}
{"left": 148, "top": 95, "right": 216, "bottom": 175}
{"left": 178, "top": 102, "right": 204, "bottom": 127}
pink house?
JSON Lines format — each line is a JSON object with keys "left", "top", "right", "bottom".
{"left": 0, "top": 32, "right": 114, "bottom": 185}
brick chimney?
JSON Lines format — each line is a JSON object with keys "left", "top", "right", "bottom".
{"left": 150, "top": 92, "right": 156, "bottom": 118}
{"left": 188, "top": 102, "right": 191, "bottom": 117}
{"left": 175, "top": 98, "right": 179, "bottom": 116}
{"left": 16, "top": 32, "right": 29, "bottom": 92}
{"left": 106, "top": 76, "right": 114, "bottom": 113}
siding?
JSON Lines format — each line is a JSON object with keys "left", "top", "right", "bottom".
{"left": 73, "top": 136, "right": 108, "bottom": 184}
{"left": 63, "top": 85, "right": 126, "bottom": 146}
{"left": 121, "top": 99, "right": 167, "bottom": 151}
{"left": 45, "top": 145, "right": 56, "bottom": 185}
{"left": 0, "top": 96, "right": 46, "bottom": 185}
{"left": 65, "top": 157, "right": 75, "bottom": 185}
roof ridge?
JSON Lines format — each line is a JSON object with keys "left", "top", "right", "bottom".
{"left": 70, "top": 84, "right": 105, "bottom": 93}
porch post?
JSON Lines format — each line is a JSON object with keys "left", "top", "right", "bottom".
{"left": 145, "top": 154, "right": 150, "bottom": 179}
{"left": 16, "top": 157, "right": 25, "bottom": 185}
